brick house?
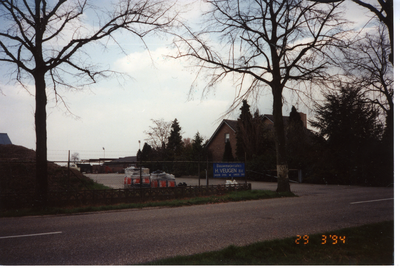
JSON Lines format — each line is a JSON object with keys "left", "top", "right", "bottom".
{"left": 206, "top": 113, "right": 307, "bottom": 162}
{"left": 206, "top": 120, "right": 238, "bottom": 162}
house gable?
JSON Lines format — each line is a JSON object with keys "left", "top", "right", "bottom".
{"left": 206, "top": 113, "right": 307, "bottom": 162}
{"left": 206, "top": 120, "right": 238, "bottom": 162}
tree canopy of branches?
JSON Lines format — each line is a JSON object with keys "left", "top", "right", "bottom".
{"left": 144, "top": 118, "right": 172, "bottom": 150}
{"left": 0, "top": 0, "right": 177, "bottom": 206}
{"left": 310, "top": 0, "right": 393, "bottom": 64}
{"left": 340, "top": 26, "right": 393, "bottom": 145}
{"left": 71, "top": 152, "right": 80, "bottom": 163}
{"left": 173, "top": 0, "right": 347, "bottom": 192}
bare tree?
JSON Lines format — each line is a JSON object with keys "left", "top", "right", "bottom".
{"left": 339, "top": 25, "right": 393, "bottom": 145}
{"left": 172, "top": 0, "right": 347, "bottom": 192}
{"left": 143, "top": 118, "right": 172, "bottom": 150}
{"left": 310, "top": 0, "right": 393, "bottom": 64}
{"left": 0, "top": 0, "right": 178, "bottom": 206}
{"left": 71, "top": 152, "right": 80, "bottom": 163}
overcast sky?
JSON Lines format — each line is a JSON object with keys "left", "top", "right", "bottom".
{"left": 0, "top": 0, "right": 395, "bottom": 162}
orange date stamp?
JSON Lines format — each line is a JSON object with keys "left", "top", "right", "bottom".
{"left": 295, "top": 235, "right": 346, "bottom": 245}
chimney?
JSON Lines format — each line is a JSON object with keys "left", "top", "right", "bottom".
{"left": 299, "top": 113, "right": 307, "bottom": 129}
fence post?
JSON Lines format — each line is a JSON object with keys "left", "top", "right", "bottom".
{"left": 206, "top": 159, "right": 209, "bottom": 187}
{"left": 68, "top": 150, "right": 70, "bottom": 184}
{"left": 245, "top": 153, "right": 247, "bottom": 185}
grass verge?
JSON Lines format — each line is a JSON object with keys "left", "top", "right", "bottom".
{"left": 147, "top": 220, "right": 394, "bottom": 265}
{"left": 0, "top": 190, "right": 295, "bottom": 217}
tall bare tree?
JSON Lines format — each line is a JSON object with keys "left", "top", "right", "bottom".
{"left": 0, "top": 0, "right": 177, "bottom": 206}
{"left": 71, "top": 152, "right": 80, "bottom": 164}
{"left": 340, "top": 25, "right": 393, "bottom": 139}
{"left": 172, "top": 0, "right": 347, "bottom": 192}
{"left": 143, "top": 118, "right": 172, "bottom": 150}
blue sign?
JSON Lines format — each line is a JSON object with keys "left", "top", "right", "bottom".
{"left": 213, "top": 163, "right": 245, "bottom": 178}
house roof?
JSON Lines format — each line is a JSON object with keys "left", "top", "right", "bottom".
{"left": 205, "top": 119, "right": 238, "bottom": 148}
{"left": 205, "top": 114, "right": 291, "bottom": 148}
{"left": 0, "top": 133, "right": 12, "bottom": 145}
{"left": 106, "top": 156, "right": 137, "bottom": 165}
{"left": 223, "top": 120, "right": 238, "bottom": 132}
{"left": 261, "top": 114, "right": 290, "bottom": 125}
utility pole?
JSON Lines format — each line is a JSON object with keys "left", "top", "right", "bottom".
{"left": 139, "top": 140, "right": 142, "bottom": 188}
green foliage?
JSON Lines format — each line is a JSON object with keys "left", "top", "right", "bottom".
{"left": 141, "top": 124, "right": 211, "bottom": 177}
{"left": 191, "top": 132, "right": 205, "bottom": 160}
{"left": 166, "top": 118, "right": 184, "bottom": 157}
{"left": 245, "top": 153, "right": 276, "bottom": 181}
{"left": 180, "top": 132, "right": 210, "bottom": 176}
{"left": 236, "top": 100, "right": 271, "bottom": 161}
{"left": 141, "top": 142, "right": 152, "bottom": 161}
{"left": 311, "top": 87, "right": 382, "bottom": 145}
{"left": 286, "top": 106, "right": 307, "bottom": 169}
{"left": 310, "top": 87, "right": 387, "bottom": 186}
{"left": 285, "top": 106, "right": 320, "bottom": 182}
{"left": 236, "top": 100, "right": 252, "bottom": 160}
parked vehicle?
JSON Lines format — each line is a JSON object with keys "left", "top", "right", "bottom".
{"left": 69, "top": 163, "right": 81, "bottom": 171}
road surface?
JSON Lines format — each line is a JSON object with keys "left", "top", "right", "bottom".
{"left": 0, "top": 181, "right": 394, "bottom": 265}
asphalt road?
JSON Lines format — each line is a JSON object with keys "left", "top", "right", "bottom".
{"left": 0, "top": 178, "right": 394, "bottom": 265}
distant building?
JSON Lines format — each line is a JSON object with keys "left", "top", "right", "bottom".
{"left": 102, "top": 156, "right": 137, "bottom": 173}
{"left": 80, "top": 156, "right": 137, "bottom": 173}
{"left": 0, "top": 133, "right": 12, "bottom": 145}
{"left": 206, "top": 113, "right": 307, "bottom": 162}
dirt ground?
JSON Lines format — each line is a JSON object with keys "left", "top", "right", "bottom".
{"left": 0, "top": 144, "right": 99, "bottom": 192}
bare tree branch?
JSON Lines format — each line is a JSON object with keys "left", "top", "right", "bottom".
{"left": 170, "top": 0, "right": 348, "bottom": 192}
{"left": 0, "top": 0, "right": 179, "bottom": 206}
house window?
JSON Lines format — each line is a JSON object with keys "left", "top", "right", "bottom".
{"left": 225, "top": 133, "right": 230, "bottom": 143}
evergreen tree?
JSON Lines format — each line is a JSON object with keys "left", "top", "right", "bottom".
{"left": 191, "top": 132, "right": 204, "bottom": 161}
{"left": 236, "top": 100, "right": 268, "bottom": 161}
{"left": 236, "top": 100, "right": 252, "bottom": 161}
{"left": 136, "top": 149, "right": 142, "bottom": 162}
{"left": 165, "top": 119, "right": 184, "bottom": 175}
{"left": 310, "top": 87, "right": 384, "bottom": 185}
{"left": 141, "top": 143, "right": 152, "bottom": 162}
{"left": 167, "top": 118, "right": 183, "bottom": 156}
{"left": 286, "top": 106, "right": 307, "bottom": 169}
{"left": 223, "top": 139, "right": 234, "bottom": 162}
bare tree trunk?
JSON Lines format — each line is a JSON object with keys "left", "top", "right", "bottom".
{"left": 35, "top": 71, "right": 48, "bottom": 207}
{"left": 33, "top": 1, "right": 48, "bottom": 207}
{"left": 273, "top": 86, "right": 290, "bottom": 192}
{"left": 0, "top": 0, "right": 178, "bottom": 207}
